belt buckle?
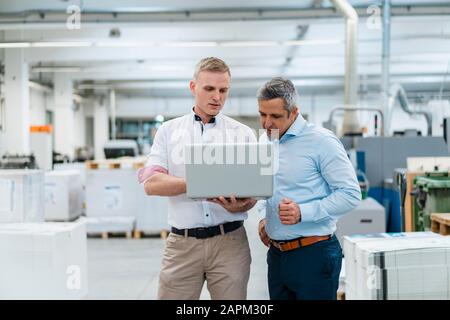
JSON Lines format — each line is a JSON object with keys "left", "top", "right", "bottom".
{"left": 271, "top": 240, "right": 285, "bottom": 252}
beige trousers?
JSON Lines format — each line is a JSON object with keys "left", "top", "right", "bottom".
{"left": 157, "top": 226, "right": 251, "bottom": 300}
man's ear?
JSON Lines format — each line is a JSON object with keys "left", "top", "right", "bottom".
{"left": 189, "top": 80, "right": 196, "bottom": 96}
{"left": 290, "top": 107, "right": 299, "bottom": 118}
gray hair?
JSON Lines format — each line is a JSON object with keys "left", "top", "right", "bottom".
{"left": 257, "top": 77, "right": 298, "bottom": 115}
{"left": 193, "top": 57, "right": 231, "bottom": 79}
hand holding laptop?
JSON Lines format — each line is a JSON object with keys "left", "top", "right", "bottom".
{"left": 207, "top": 195, "right": 257, "bottom": 213}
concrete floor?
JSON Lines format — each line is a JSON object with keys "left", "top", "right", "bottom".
{"left": 86, "top": 209, "right": 269, "bottom": 300}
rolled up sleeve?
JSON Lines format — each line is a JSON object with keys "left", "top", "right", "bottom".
{"left": 137, "top": 124, "right": 169, "bottom": 184}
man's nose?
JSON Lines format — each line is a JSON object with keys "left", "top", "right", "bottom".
{"left": 264, "top": 118, "right": 272, "bottom": 128}
{"left": 212, "top": 91, "right": 220, "bottom": 101}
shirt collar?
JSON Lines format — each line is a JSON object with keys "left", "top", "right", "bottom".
{"left": 282, "top": 114, "right": 307, "bottom": 139}
{"left": 191, "top": 107, "right": 217, "bottom": 124}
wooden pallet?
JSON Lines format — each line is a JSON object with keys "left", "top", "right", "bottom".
{"left": 133, "top": 229, "right": 169, "bottom": 240}
{"left": 86, "top": 158, "right": 145, "bottom": 170}
{"left": 431, "top": 213, "right": 450, "bottom": 236}
{"left": 87, "top": 231, "right": 133, "bottom": 239}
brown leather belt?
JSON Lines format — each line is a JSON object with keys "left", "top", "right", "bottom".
{"left": 270, "top": 235, "right": 331, "bottom": 252}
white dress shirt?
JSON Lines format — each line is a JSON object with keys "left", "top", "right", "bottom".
{"left": 143, "top": 109, "right": 256, "bottom": 229}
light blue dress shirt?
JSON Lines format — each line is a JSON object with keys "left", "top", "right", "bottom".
{"left": 265, "top": 114, "right": 361, "bottom": 240}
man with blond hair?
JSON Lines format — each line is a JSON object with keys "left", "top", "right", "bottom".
{"left": 138, "top": 57, "right": 257, "bottom": 299}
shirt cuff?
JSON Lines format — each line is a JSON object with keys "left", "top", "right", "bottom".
{"left": 299, "top": 201, "right": 317, "bottom": 223}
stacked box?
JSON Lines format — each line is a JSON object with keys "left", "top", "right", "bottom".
{"left": 54, "top": 163, "right": 87, "bottom": 213}
{"left": 338, "top": 258, "right": 346, "bottom": 294}
{"left": 44, "top": 170, "right": 83, "bottom": 221}
{"left": 86, "top": 165, "right": 168, "bottom": 234}
{"left": 85, "top": 168, "right": 138, "bottom": 233}
{"left": 0, "top": 219, "right": 88, "bottom": 299}
{"left": 86, "top": 168, "right": 139, "bottom": 218}
{"left": 344, "top": 232, "right": 450, "bottom": 300}
{"left": 136, "top": 194, "right": 169, "bottom": 233}
{"left": 54, "top": 163, "right": 87, "bottom": 187}
{"left": 0, "top": 170, "right": 44, "bottom": 223}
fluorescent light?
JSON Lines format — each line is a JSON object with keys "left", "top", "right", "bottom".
{"left": 0, "top": 42, "right": 31, "bottom": 48}
{"left": 95, "top": 41, "right": 156, "bottom": 47}
{"left": 32, "top": 67, "right": 82, "bottom": 72}
{"left": 0, "top": 39, "right": 341, "bottom": 49}
{"left": 283, "top": 39, "right": 342, "bottom": 46}
{"left": 31, "top": 42, "right": 92, "bottom": 47}
{"left": 220, "top": 41, "right": 279, "bottom": 47}
{"left": 96, "top": 41, "right": 216, "bottom": 47}
{"left": 159, "top": 41, "right": 218, "bottom": 47}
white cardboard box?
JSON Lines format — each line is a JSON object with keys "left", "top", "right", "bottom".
{"left": 0, "top": 219, "right": 88, "bottom": 299}
{"left": 53, "top": 163, "right": 87, "bottom": 187}
{"left": 86, "top": 169, "right": 139, "bottom": 217}
{"left": 0, "top": 170, "right": 44, "bottom": 223}
{"left": 54, "top": 163, "right": 87, "bottom": 213}
{"left": 86, "top": 167, "right": 169, "bottom": 233}
{"left": 344, "top": 232, "right": 450, "bottom": 300}
{"left": 136, "top": 194, "right": 169, "bottom": 233}
{"left": 44, "top": 170, "right": 83, "bottom": 221}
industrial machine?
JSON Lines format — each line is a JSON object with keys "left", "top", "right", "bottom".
{"left": 103, "top": 139, "right": 139, "bottom": 159}
{"left": 341, "top": 136, "right": 449, "bottom": 232}
{"left": 336, "top": 197, "right": 386, "bottom": 248}
{"left": 0, "top": 154, "right": 38, "bottom": 169}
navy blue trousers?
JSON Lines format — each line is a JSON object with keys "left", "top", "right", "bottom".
{"left": 267, "top": 235, "right": 342, "bottom": 300}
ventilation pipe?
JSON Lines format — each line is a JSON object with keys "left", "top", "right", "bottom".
{"left": 381, "top": 0, "right": 391, "bottom": 136}
{"left": 387, "top": 83, "right": 432, "bottom": 136}
{"left": 330, "top": 0, "right": 360, "bottom": 135}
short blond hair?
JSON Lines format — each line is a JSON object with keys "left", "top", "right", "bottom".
{"left": 193, "top": 57, "right": 231, "bottom": 79}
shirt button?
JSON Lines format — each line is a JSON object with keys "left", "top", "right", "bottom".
{"left": 206, "top": 214, "right": 209, "bottom": 217}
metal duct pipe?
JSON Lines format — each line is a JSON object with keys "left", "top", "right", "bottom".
{"left": 109, "top": 89, "right": 116, "bottom": 140}
{"left": 387, "top": 83, "right": 432, "bottom": 136}
{"left": 381, "top": 0, "right": 391, "bottom": 136}
{"left": 330, "top": 0, "right": 360, "bottom": 135}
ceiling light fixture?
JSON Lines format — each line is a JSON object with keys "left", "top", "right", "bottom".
{"left": 220, "top": 41, "right": 279, "bottom": 47}
{"left": 158, "top": 41, "right": 218, "bottom": 47}
{"left": 284, "top": 39, "right": 342, "bottom": 46}
{"left": 0, "top": 42, "right": 31, "bottom": 48}
{"left": 0, "top": 39, "right": 342, "bottom": 49}
{"left": 31, "top": 42, "right": 92, "bottom": 47}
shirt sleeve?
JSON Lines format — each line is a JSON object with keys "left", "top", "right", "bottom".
{"left": 245, "top": 127, "right": 257, "bottom": 143}
{"left": 146, "top": 123, "right": 169, "bottom": 170}
{"left": 136, "top": 124, "right": 169, "bottom": 185}
{"left": 256, "top": 200, "right": 267, "bottom": 220}
{"left": 299, "top": 135, "right": 362, "bottom": 223}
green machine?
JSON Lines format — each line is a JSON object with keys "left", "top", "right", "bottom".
{"left": 412, "top": 172, "right": 450, "bottom": 231}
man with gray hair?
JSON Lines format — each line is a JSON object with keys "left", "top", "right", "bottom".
{"left": 137, "top": 57, "right": 257, "bottom": 299}
{"left": 257, "top": 77, "right": 361, "bottom": 300}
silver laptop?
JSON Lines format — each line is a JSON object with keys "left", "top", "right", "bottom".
{"left": 185, "top": 142, "right": 275, "bottom": 199}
